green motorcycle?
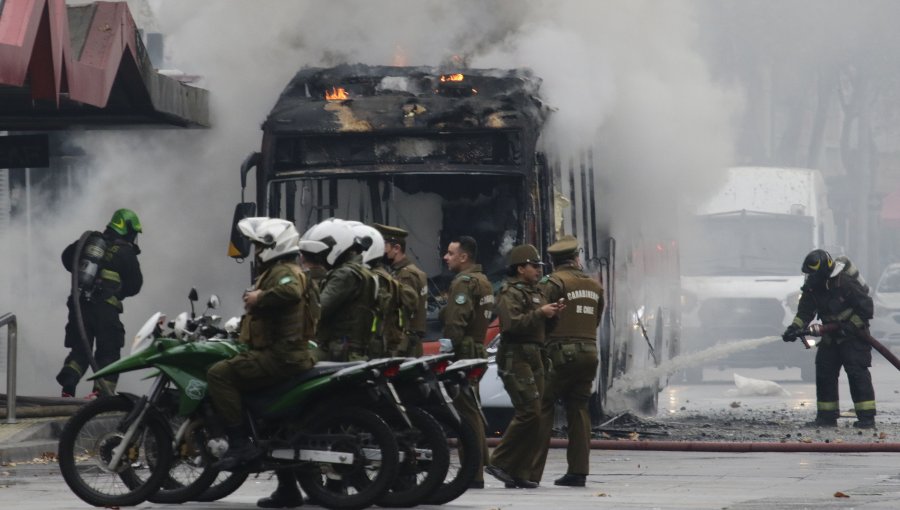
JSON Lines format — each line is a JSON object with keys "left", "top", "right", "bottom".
{"left": 58, "top": 305, "right": 403, "bottom": 510}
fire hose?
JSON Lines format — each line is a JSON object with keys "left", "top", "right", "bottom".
{"left": 484, "top": 437, "right": 900, "bottom": 452}
{"left": 482, "top": 324, "right": 900, "bottom": 454}
{"left": 799, "top": 322, "right": 900, "bottom": 373}
{"left": 70, "top": 231, "right": 114, "bottom": 397}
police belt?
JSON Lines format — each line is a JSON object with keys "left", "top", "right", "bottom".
{"left": 547, "top": 339, "right": 595, "bottom": 348}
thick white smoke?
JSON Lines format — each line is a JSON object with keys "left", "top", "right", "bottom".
{"left": 1, "top": 0, "right": 739, "bottom": 396}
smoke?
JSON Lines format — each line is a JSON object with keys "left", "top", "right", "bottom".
{"left": 1, "top": 0, "right": 740, "bottom": 396}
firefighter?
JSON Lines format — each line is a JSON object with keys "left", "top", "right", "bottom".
{"left": 375, "top": 223, "right": 429, "bottom": 356}
{"left": 486, "top": 244, "right": 564, "bottom": 489}
{"left": 782, "top": 249, "right": 876, "bottom": 428}
{"left": 207, "top": 218, "right": 316, "bottom": 475}
{"left": 56, "top": 209, "right": 143, "bottom": 398}
{"left": 440, "top": 235, "right": 493, "bottom": 489}
{"left": 533, "top": 235, "right": 603, "bottom": 487}
{"left": 299, "top": 218, "right": 377, "bottom": 362}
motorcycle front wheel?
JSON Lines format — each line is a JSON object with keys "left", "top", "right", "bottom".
{"left": 376, "top": 406, "right": 450, "bottom": 507}
{"left": 145, "top": 415, "right": 221, "bottom": 503}
{"left": 57, "top": 395, "right": 174, "bottom": 508}
{"left": 297, "top": 406, "right": 399, "bottom": 510}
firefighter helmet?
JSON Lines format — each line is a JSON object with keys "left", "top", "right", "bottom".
{"left": 801, "top": 249, "right": 834, "bottom": 280}
{"left": 107, "top": 208, "right": 142, "bottom": 236}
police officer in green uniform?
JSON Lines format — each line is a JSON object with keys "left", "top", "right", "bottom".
{"left": 56, "top": 209, "right": 143, "bottom": 398}
{"left": 256, "top": 238, "right": 328, "bottom": 509}
{"left": 300, "top": 218, "right": 378, "bottom": 362}
{"left": 440, "top": 235, "right": 493, "bottom": 488}
{"left": 350, "top": 222, "right": 417, "bottom": 357}
{"left": 486, "top": 244, "right": 564, "bottom": 489}
{"left": 376, "top": 223, "right": 429, "bottom": 356}
{"left": 533, "top": 235, "right": 603, "bottom": 487}
{"left": 207, "top": 218, "right": 316, "bottom": 475}
{"left": 783, "top": 249, "right": 876, "bottom": 428}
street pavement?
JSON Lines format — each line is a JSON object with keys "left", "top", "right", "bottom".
{"left": 2, "top": 448, "right": 900, "bottom": 509}
{"left": 4, "top": 358, "right": 900, "bottom": 507}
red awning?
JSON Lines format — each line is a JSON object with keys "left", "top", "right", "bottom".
{"left": 0, "top": 0, "right": 208, "bottom": 129}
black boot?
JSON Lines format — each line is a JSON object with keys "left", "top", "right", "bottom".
{"left": 853, "top": 416, "right": 876, "bottom": 429}
{"left": 804, "top": 413, "right": 837, "bottom": 427}
{"left": 213, "top": 426, "right": 260, "bottom": 472}
{"left": 258, "top": 470, "right": 303, "bottom": 508}
{"left": 554, "top": 473, "right": 587, "bottom": 487}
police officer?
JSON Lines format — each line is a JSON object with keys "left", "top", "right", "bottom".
{"left": 376, "top": 223, "right": 429, "bottom": 356}
{"left": 56, "top": 209, "right": 143, "bottom": 398}
{"left": 300, "top": 218, "right": 378, "bottom": 361}
{"left": 207, "top": 218, "right": 316, "bottom": 474}
{"left": 350, "top": 222, "right": 417, "bottom": 357}
{"left": 486, "top": 244, "right": 564, "bottom": 489}
{"left": 533, "top": 235, "right": 603, "bottom": 487}
{"left": 440, "top": 235, "right": 493, "bottom": 489}
{"left": 258, "top": 238, "right": 328, "bottom": 509}
{"left": 783, "top": 249, "right": 876, "bottom": 428}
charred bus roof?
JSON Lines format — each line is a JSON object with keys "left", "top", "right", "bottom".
{"left": 263, "top": 64, "right": 548, "bottom": 135}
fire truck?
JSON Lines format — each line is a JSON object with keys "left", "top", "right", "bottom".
{"left": 228, "top": 64, "right": 681, "bottom": 418}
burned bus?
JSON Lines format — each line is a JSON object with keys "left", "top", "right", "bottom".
{"left": 229, "top": 64, "right": 680, "bottom": 417}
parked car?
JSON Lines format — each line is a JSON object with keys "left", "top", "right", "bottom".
{"left": 870, "top": 262, "right": 900, "bottom": 348}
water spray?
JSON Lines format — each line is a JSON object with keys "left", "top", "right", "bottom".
{"left": 610, "top": 335, "right": 781, "bottom": 394}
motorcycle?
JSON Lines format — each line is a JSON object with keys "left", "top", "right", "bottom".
{"left": 428, "top": 357, "right": 489, "bottom": 504}
{"left": 58, "top": 290, "right": 404, "bottom": 510}
{"left": 373, "top": 354, "right": 455, "bottom": 507}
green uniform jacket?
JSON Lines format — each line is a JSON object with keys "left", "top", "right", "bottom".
{"left": 496, "top": 276, "right": 548, "bottom": 344}
{"left": 317, "top": 253, "right": 377, "bottom": 359}
{"left": 393, "top": 258, "right": 428, "bottom": 336}
{"left": 541, "top": 264, "right": 604, "bottom": 341}
{"left": 440, "top": 264, "right": 493, "bottom": 359}
{"left": 238, "top": 259, "right": 313, "bottom": 373}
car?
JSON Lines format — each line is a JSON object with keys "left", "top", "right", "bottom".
{"left": 870, "top": 262, "right": 900, "bottom": 347}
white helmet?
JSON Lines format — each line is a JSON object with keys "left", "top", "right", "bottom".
{"left": 345, "top": 221, "right": 385, "bottom": 267}
{"left": 237, "top": 217, "right": 299, "bottom": 263}
{"left": 298, "top": 218, "right": 356, "bottom": 267}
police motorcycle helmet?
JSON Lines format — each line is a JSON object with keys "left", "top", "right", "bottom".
{"left": 345, "top": 221, "right": 385, "bottom": 267}
{"left": 801, "top": 249, "right": 834, "bottom": 284}
{"left": 237, "top": 217, "right": 300, "bottom": 263}
{"left": 298, "top": 218, "right": 356, "bottom": 267}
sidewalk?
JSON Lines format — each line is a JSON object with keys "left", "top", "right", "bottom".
{"left": 0, "top": 396, "right": 82, "bottom": 464}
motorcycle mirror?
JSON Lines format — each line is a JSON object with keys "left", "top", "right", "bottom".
{"left": 208, "top": 294, "right": 220, "bottom": 309}
{"left": 188, "top": 288, "right": 199, "bottom": 302}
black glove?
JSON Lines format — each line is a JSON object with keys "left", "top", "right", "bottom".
{"left": 782, "top": 324, "right": 801, "bottom": 342}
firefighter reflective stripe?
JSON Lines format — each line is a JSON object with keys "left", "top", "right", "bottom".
{"left": 849, "top": 314, "right": 866, "bottom": 328}
{"left": 820, "top": 308, "right": 854, "bottom": 323}
{"left": 105, "top": 296, "right": 120, "bottom": 309}
{"left": 854, "top": 400, "right": 876, "bottom": 411}
{"left": 64, "top": 360, "right": 84, "bottom": 376}
{"left": 792, "top": 316, "right": 805, "bottom": 328}
{"left": 817, "top": 401, "right": 839, "bottom": 411}
{"left": 99, "top": 268, "right": 120, "bottom": 283}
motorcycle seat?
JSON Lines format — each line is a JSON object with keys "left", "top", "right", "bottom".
{"left": 242, "top": 361, "right": 364, "bottom": 417}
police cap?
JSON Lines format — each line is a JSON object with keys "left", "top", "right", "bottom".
{"left": 547, "top": 235, "right": 579, "bottom": 258}
{"left": 372, "top": 223, "right": 408, "bottom": 243}
{"left": 507, "top": 244, "right": 544, "bottom": 267}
